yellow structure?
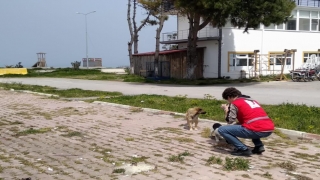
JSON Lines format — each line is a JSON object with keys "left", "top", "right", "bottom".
{"left": 0, "top": 68, "right": 28, "bottom": 75}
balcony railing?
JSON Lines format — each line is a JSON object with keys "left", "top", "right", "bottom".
{"left": 162, "top": 27, "right": 219, "bottom": 42}
{"left": 295, "top": 0, "right": 320, "bottom": 7}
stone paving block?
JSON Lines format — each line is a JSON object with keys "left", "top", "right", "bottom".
{"left": 0, "top": 90, "right": 320, "bottom": 180}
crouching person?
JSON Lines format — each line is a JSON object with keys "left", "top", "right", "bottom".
{"left": 218, "top": 87, "right": 274, "bottom": 156}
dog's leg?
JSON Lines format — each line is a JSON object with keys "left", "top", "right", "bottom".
{"left": 194, "top": 119, "right": 198, "bottom": 130}
{"left": 187, "top": 119, "right": 192, "bottom": 131}
{"left": 215, "top": 135, "right": 220, "bottom": 142}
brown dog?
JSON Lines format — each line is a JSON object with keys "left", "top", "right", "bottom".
{"left": 185, "top": 107, "right": 206, "bottom": 130}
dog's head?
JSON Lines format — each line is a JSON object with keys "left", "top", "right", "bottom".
{"left": 212, "top": 123, "right": 222, "bottom": 130}
{"left": 186, "top": 107, "right": 206, "bottom": 115}
{"left": 193, "top": 107, "right": 206, "bottom": 115}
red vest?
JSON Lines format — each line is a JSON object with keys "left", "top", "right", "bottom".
{"left": 232, "top": 98, "right": 274, "bottom": 132}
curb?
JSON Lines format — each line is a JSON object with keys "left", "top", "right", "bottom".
{"left": 92, "top": 101, "right": 320, "bottom": 141}
{"left": 12, "top": 89, "right": 59, "bottom": 97}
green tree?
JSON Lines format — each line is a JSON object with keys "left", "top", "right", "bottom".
{"left": 172, "top": 0, "right": 296, "bottom": 79}
{"left": 140, "top": 0, "right": 170, "bottom": 77}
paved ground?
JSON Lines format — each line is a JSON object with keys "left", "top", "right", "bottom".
{"left": 0, "top": 90, "right": 320, "bottom": 180}
{"left": 1, "top": 78, "right": 320, "bottom": 107}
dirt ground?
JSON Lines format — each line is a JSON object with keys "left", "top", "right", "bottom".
{"left": 0, "top": 90, "right": 319, "bottom": 180}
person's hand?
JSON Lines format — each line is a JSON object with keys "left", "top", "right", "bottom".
{"left": 220, "top": 104, "right": 228, "bottom": 111}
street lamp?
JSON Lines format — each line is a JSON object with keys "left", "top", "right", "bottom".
{"left": 76, "top": 11, "right": 96, "bottom": 69}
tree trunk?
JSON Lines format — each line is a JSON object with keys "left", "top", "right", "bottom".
{"left": 127, "top": 0, "right": 150, "bottom": 74}
{"left": 185, "top": 14, "right": 210, "bottom": 79}
{"left": 133, "top": 34, "right": 139, "bottom": 54}
{"left": 127, "top": 0, "right": 134, "bottom": 74}
{"left": 154, "top": 16, "right": 165, "bottom": 77}
{"left": 186, "top": 14, "right": 200, "bottom": 79}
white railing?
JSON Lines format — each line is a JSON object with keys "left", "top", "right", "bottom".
{"left": 295, "top": 0, "right": 320, "bottom": 7}
{"left": 162, "top": 27, "right": 219, "bottom": 41}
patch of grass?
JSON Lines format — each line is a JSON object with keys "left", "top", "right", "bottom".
{"left": 61, "top": 131, "right": 83, "bottom": 137}
{"left": 9, "top": 121, "right": 24, "bottom": 125}
{"left": 155, "top": 127, "right": 182, "bottom": 134}
{"left": 299, "top": 146, "right": 309, "bottom": 150}
{"left": 129, "top": 107, "right": 143, "bottom": 113}
{"left": 224, "top": 157, "right": 250, "bottom": 171}
{"left": 179, "top": 151, "right": 192, "bottom": 157}
{"left": 241, "top": 174, "right": 251, "bottom": 179}
{"left": 168, "top": 151, "right": 191, "bottom": 163}
{"left": 168, "top": 155, "right": 184, "bottom": 163}
{"left": 124, "top": 137, "right": 134, "bottom": 141}
{"left": 90, "top": 145, "right": 114, "bottom": 163}
{"left": 0, "top": 166, "right": 3, "bottom": 173}
{"left": 112, "top": 168, "right": 125, "bottom": 174}
{"left": 154, "top": 154, "right": 163, "bottom": 157}
{"left": 273, "top": 129, "right": 288, "bottom": 139}
{"left": 262, "top": 172, "right": 273, "bottom": 179}
{"left": 0, "top": 82, "right": 122, "bottom": 98}
{"left": 130, "top": 156, "right": 149, "bottom": 164}
{"left": 276, "top": 161, "right": 297, "bottom": 171}
{"left": 206, "top": 156, "right": 223, "bottom": 166}
{"left": 172, "top": 137, "right": 195, "bottom": 143}
{"left": 201, "top": 127, "right": 212, "bottom": 138}
{"left": 14, "top": 128, "right": 51, "bottom": 137}
{"left": 100, "top": 94, "right": 320, "bottom": 134}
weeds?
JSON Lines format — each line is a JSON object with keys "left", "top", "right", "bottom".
{"left": 262, "top": 172, "right": 273, "bottom": 179}
{"left": 14, "top": 128, "right": 51, "bottom": 137}
{"left": 0, "top": 82, "right": 122, "bottom": 98}
{"left": 168, "top": 151, "right": 192, "bottom": 163}
{"left": 276, "top": 161, "right": 297, "bottom": 171}
{"left": 201, "top": 127, "right": 212, "bottom": 138}
{"left": 61, "top": 131, "right": 83, "bottom": 137}
{"left": 172, "top": 137, "right": 195, "bottom": 143}
{"left": 112, "top": 168, "right": 125, "bottom": 174}
{"left": 206, "top": 156, "right": 223, "bottom": 165}
{"left": 130, "top": 156, "right": 149, "bottom": 165}
{"left": 124, "top": 137, "right": 134, "bottom": 141}
{"left": 224, "top": 157, "right": 250, "bottom": 171}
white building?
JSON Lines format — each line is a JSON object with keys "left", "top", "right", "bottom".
{"left": 160, "top": 0, "right": 320, "bottom": 79}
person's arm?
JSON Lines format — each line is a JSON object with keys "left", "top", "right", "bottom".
{"left": 222, "top": 104, "right": 238, "bottom": 124}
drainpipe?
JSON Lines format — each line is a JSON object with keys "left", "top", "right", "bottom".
{"left": 218, "top": 28, "right": 222, "bottom": 78}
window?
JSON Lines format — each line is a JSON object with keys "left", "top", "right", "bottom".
{"left": 286, "top": 10, "right": 297, "bottom": 30}
{"left": 299, "top": 10, "right": 310, "bottom": 31}
{"left": 311, "top": 11, "right": 319, "bottom": 31}
{"left": 303, "top": 52, "right": 320, "bottom": 63}
{"left": 228, "top": 53, "right": 255, "bottom": 71}
{"left": 269, "top": 53, "right": 292, "bottom": 67}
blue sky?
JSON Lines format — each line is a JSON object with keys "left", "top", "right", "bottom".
{"left": 0, "top": 0, "right": 177, "bottom": 68}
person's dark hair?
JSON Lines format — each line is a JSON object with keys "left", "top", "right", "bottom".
{"left": 222, "top": 87, "right": 242, "bottom": 100}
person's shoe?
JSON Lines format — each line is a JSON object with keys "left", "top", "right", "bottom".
{"left": 252, "top": 145, "right": 265, "bottom": 154}
{"left": 231, "top": 148, "right": 252, "bottom": 156}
